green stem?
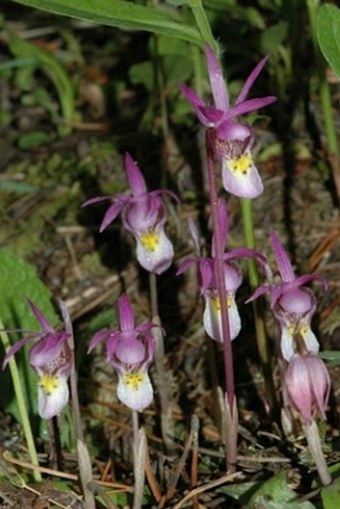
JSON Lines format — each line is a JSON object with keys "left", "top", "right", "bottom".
{"left": 306, "top": 0, "right": 339, "bottom": 193}
{"left": 188, "top": 0, "right": 219, "bottom": 54}
{"left": 0, "top": 322, "right": 42, "bottom": 483}
{"left": 192, "top": 43, "right": 204, "bottom": 97}
{"left": 240, "top": 199, "right": 278, "bottom": 413}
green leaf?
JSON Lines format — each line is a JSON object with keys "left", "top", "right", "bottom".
{"left": 319, "top": 351, "right": 340, "bottom": 364}
{"left": 13, "top": 0, "right": 202, "bottom": 45}
{"left": 260, "top": 21, "right": 288, "bottom": 54}
{"left": 18, "top": 131, "right": 52, "bottom": 149}
{"left": 246, "top": 471, "right": 316, "bottom": 509}
{"left": 321, "top": 477, "right": 340, "bottom": 509}
{"left": 0, "top": 248, "right": 58, "bottom": 423}
{"left": 129, "top": 61, "right": 154, "bottom": 91}
{"left": 3, "top": 28, "right": 75, "bottom": 137}
{"left": 317, "top": 4, "right": 340, "bottom": 78}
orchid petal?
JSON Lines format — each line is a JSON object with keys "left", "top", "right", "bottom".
{"left": 176, "top": 257, "right": 198, "bottom": 276}
{"left": 246, "top": 285, "right": 271, "bottom": 304}
{"left": 197, "top": 105, "right": 224, "bottom": 126}
{"left": 203, "top": 293, "right": 241, "bottom": 342}
{"left": 27, "top": 299, "right": 54, "bottom": 333}
{"left": 115, "top": 338, "right": 146, "bottom": 364}
{"left": 87, "top": 330, "right": 110, "bottom": 353}
{"left": 285, "top": 355, "right": 313, "bottom": 423}
{"left": 99, "top": 201, "right": 126, "bottom": 232}
{"left": 227, "top": 96, "right": 277, "bottom": 118}
{"left": 124, "top": 153, "right": 147, "bottom": 196}
{"left": 38, "top": 373, "right": 69, "bottom": 420}
{"left": 198, "top": 258, "right": 214, "bottom": 295}
{"left": 281, "top": 327, "right": 295, "bottom": 361}
{"left": 292, "top": 274, "right": 328, "bottom": 291}
{"left": 179, "top": 83, "right": 205, "bottom": 108}
{"left": 303, "top": 326, "right": 320, "bottom": 355}
{"left": 205, "top": 44, "right": 229, "bottom": 111}
{"left": 224, "top": 247, "right": 266, "bottom": 266}
{"left": 117, "top": 295, "right": 135, "bottom": 332}
{"left": 236, "top": 57, "right": 268, "bottom": 105}
{"left": 270, "top": 229, "right": 295, "bottom": 282}
{"left": 2, "top": 334, "right": 41, "bottom": 369}
{"left": 30, "top": 333, "right": 68, "bottom": 369}
{"left": 117, "top": 370, "right": 153, "bottom": 411}
{"left": 82, "top": 195, "right": 112, "bottom": 207}
{"left": 222, "top": 157, "right": 263, "bottom": 198}
{"left": 135, "top": 228, "right": 174, "bottom": 274}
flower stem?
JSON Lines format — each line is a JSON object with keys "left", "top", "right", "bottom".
{"left": 149, "top": 272, "right": 173, "bottom": 451}
{"left": 304, "top": 420, "right": 332, "bottom": 486}
{"left": 188, "top": 0, "right": 219, "bottom": 54}
{"left": 0, "top": 321, "right": 42, "bottom": 483}
{"left": 59, "top": 301, "right": 95, "bottom": 509}
{"left": 132, "top": 411, "right": 147, "bottom": 509}
{"left": 206, "top": 129, "right": 237, "bottom": 472}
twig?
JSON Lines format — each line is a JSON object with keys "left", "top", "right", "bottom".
{"left": 172, "top": 472, "right": 242, "bottom": 509}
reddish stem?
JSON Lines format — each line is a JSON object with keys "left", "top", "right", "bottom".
{"left": 205, "top": 129, "right": 235, "bottom": 408}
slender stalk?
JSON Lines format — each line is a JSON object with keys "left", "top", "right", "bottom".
{"left": 188, "top": 0, "right": 219, "bottom": 54}
{"left": 304, "top": 420, "right": 332, "bottom": 486}
{"left": 306, "top": 0, "right": 340, "bottom": 196}
{"left": 0, "top": 322, "right": 42, "bottom": 483}
{"left": 59, "top": 302, "right": 95, "bottom": 509}
{"left": 191, "top": 44, "right": 204, "bottom": 97}
{"left": 149, "top": 272, "right": 173, "bottom": 450}
{"left": 240, "top": 198, "right": 278, "bottom": 413}
{"left": 206, "top": 129, "right": 237, "bottom": 472}
{"left": 132, "top": 411, "right": 147, "bottom": 509}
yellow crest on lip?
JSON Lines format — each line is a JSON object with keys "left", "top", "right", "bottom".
{"left": 123, "top": 371, "right": 144, "bottom": 391}
{"left": 39, "top": 374, "right": 59, "bottom": 396}
{"left": 140, "top": 231, "right": 160, "bottom": 252}
{"left": 211, "top": 295, "right": 233, "bottom": 311}
{"left": 229, "top": 154, "right": 252, "bottom": 175}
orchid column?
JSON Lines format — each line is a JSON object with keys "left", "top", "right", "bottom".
{"left": 180, "top": 44, "right": 276, "bottom": 471}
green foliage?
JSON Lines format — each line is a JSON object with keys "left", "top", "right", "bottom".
{"left": 321, "top": 477, "right": 340, "bottom": 509}
{"left": 319, "top": 351, "right": 340, "bottom": 366}
{"left": 3, "top": 27, "right": 75, "bottom": 137}
{"left": 245, "top": 471, "right": 316, "bottom": 509}
{"left": 259, "top": 21, "right": 288, "bottom": 54}
{"left": 0, "top": 248, "right": 58, "bottom": 421}
{"left": 13, "top": 0, "right": 202, "bottom": 45}
{"left": 218, "top": 470, "right": 318, "bottom": 508}
{"left": 317, "top": 4, "right": 340, "bottom": 78}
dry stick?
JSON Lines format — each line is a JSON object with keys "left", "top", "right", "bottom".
{"left": 159, "top": 420, "right": 194, "bottom": 508}
{"left": 149, "top": 272, "right": 173, "bottom": 451}
{"left": 190, "top": 415, "right": 200, "bottom": 509}
{"left": 205, "top": 129, "right": 237, "bottom": 472}
{"left": 132, "top": 411, "right": 147, "bottom": 509}
{"left": 172, "top": 471, "right": 241, "bottom": 509}
{"left": 60, "top": 302, "right": 96, "bottom": 509}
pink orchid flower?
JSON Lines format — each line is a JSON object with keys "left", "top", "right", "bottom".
{"left": 180, "top": 45, "right": 276, "bottom": 198}
{"left": 2, "top": 300, "right": 72, "bottom": 420}
{"left": 284, "top": 353, "right": 330, "bottom": 425}
{"left": 177, "top": 199, "right": 266, "bottom": 342}
{"left": 248, "top": 229, "right": 327, "bottom": 360}
{"left": 88, "top": 294, "right": 157, "bottom": 412}
{"left": 83, "top": 153, "right": 178, "bottom": 275}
